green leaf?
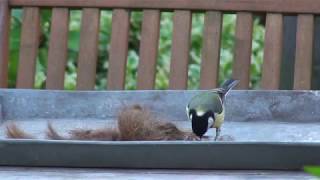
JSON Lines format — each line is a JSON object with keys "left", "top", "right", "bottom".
{"left": 68, "top": 30, "right": 80, "bottom": 51}
{"left": 304, "top": 166, "right": 320, "bottom": 177}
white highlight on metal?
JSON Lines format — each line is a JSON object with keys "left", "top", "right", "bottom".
{"left": 208, "top": 117, "right": 214, "bottom": 128}
{"left": 312, "top": 91, "right": 320, "bottom": 97}
{"left": 196, "top": 110, "right": 206, "bottom": 116}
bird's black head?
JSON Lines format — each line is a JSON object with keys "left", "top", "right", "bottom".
{"left": 189, "top": 109, "right": 215, "bottom": 138}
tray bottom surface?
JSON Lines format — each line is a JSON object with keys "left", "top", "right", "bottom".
{"left": 1, "top": 119, "right": 319, "bottom": 142}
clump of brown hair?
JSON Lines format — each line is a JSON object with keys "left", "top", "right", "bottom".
{"left": 6, "top": 123, "right": 34, "bottom": 139}
{"left": 69, "top": 128, "right": 120, "bottom": 141}
{"left": 6, "top": 104, "right": 199, "bottom": 141}
{"left": 46, "top": 123, "right": 65, "bottom": 140}
{"left": 117, "top": 105, "right": 198, "bottom": 140}
{"left": 47, "top": 122, "right": 120, "bottom": 141}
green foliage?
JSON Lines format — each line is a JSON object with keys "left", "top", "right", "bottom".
{"left": 8, "top": 10, "right": 265, "bottom": 90}
{"left": 8, "top": 9, "right": 21, "bottom": 88}
{"left": 304, "top": 166, "right": 320, "bottom": 178}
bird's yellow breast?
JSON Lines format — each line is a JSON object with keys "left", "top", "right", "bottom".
{"left": 213, "top": 109, "right": 224, "bottom": 128}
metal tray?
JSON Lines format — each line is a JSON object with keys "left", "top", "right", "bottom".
{"left": 0, "top": 89, "right": 319, "bottom": 170}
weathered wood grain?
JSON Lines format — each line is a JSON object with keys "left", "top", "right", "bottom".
{"left": 294, "top": 15, "right": 314, "bottom": 90}
{"left": 76, "top": 8, "right": 100, "bottom": 90}
{"left": 107, "top": 9, "right": 130, "bottom": 90}
{"left": 200, "top": 11, "right": 222, "bottom": 89}
{"left": 46, "top": 8, "right": 69, "bottom": 90}
{"left": 169, "top": 10, "right": 192, "bottom": 90}
{"left": 261, "top": 14, "right": 283, "bottom": 90}
{"left": 16, "top": 7, "right": 40, "bottom": 89}
{"left": 9, "top": 0, "right": 320, "bottom": 14}
{"left": 0, "top": 0, "right": 9, "bottom": 88}
{"left": 137, "top": 10, "right": 160, "bottom": 90}
{"left": 232, "top": 12, "right": 253, "bottom": 89}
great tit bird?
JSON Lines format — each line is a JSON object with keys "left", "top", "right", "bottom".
{"left": 186, "top": 79, "right": 239, "bottom": 140}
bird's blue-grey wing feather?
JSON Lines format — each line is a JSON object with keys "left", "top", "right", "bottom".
{"left": 188, "top": 92, "right": 223, "bottom": 113}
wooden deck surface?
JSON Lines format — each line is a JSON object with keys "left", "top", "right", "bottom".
{"left": 0, "top": 167, "right": 315, "bottom": 180}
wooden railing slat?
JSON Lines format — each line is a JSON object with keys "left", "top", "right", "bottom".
{"left": 76, "top": 8, "right": 100, "bottom": 90}
{"left": 232, "top": 12, "right": 253, "bottom": 89}
{"left": 16, "top": 7, "right": 40, "bottom": 89}
{"left": 0, "top": 0, "right": 9, "bottom": 88}
{"left": 200, "top": 11, "right": 222, "bottom": 89}
{"left": 169, "top": 10, "right": 192, "bottom": 90}
{"left": 9, "top": 0, "right": 320, "bottom": 14}
{"left": 107, "top": 9, "right": 130, "bottom": 90}
{"left": 46, "top": 8, "right": 69, "bottom": 90}
{"left": 294, "top": 14, "right": 314, "bottom": 90}
{"left": 261, "top": 13, "right": 283, "bottom": 90}
{"left": 137, "top": 10, "right": 160, "bottom": 90}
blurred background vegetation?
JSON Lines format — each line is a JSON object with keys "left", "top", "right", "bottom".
{"left": 9, "top": 10, "right": 265, "bottom": 90}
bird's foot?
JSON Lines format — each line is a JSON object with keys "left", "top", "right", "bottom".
{"left": 214, "top": 128, "right": 221, "bottom": 141}
{"left": 216, "top": 135, "right": 235, "bottom": 141}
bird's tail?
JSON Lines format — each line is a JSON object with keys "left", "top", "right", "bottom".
{"left": 221, "top": 79, "right": 239, "bottom": 92}
{"left": 218, "top": 79, "right": 239, "bottom": 99}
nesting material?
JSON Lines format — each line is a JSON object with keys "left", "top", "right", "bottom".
{"left": 6, "top": 104, "right": 199, "bottom": 141}
{"left": 46, "top": 123, "right": 120, "bottom": 141}
{"left": 117, "top": 104, "right": 198, "bottom": 141}
{"left": 6, "top": 123, "right": 35, "bottom": 139}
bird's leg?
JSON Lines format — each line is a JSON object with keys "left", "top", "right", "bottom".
{"left": 214, "top": 128, "right": 221, "bottom": 141}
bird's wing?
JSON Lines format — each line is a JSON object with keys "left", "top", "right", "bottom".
{"left": 205, "top": 93, "right": 223, "bottom": 113}
{"left": 188, "top": 92, "right": 223, "bottom": 114}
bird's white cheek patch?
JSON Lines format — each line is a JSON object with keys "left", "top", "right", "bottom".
{"left": 186, "top": 106, "right": 189, "bottom": 114}
{"left": 208, "top": 117, "right": 214, "bottom": 128}
{"left": 189, "top": 114, "right": 193, "bottom": 120}
{"left": 196, "top": 111, "right": 205, "bottom": 116}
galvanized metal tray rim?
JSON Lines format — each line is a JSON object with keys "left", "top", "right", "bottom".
{"left": 1, "top": 139, "right": 320, "bottom": 146}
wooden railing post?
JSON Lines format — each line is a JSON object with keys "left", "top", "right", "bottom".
{"left": 137, "top": 10, "right": 160, "bottom": 90}
{"left": 232, "top": 12, "right": 253, "bottom": 89}
{"left": 200, "top": 11, "right": 222, "bottom": 89}
{"left": 0, "top": 0, "right": 9, "bottom": 88}
{"left": 46, "top": 8, "right": 69, "bottom": 90}
{"left": 261, "top": 14, "right": 283, "bottom": 90}
{"left": 294, "top": 14, "right": 314, "bottom": 90}
{"left": 76, "top": 8, "right": 100, "bottom": 90}
{"left": 169, "top": 10, "right": 192, "bottom": 90}
{"left": 16, "top": 7, "right": 40, "bottom": 89}
{"left": 107, "top": 9, "right": 130, "bottom": 90}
